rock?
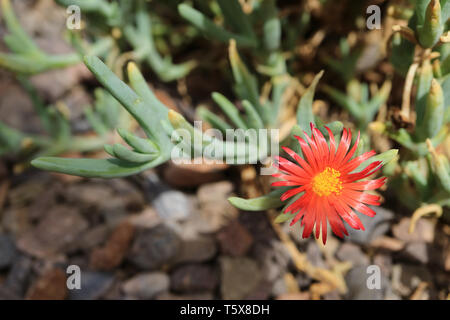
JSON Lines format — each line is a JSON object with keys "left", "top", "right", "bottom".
{"left": 306, "top": 241, "right": 327, "bottom": 269}
{"left": 1, "top": 207, "right": 31, "bottom": 236}
{"left": 276, "top": 292, "right": 310, "bottom": 300}
{"left": 122, "top": 272, "right": 169, "bottom": 300}
{"left": 128, "top": 207, "right": 162, "bottom": 229}
{"left": 240, "top": 211, "right": 277, "bottom": 245}
{"left": 220, "top": 257, "right": 262, "bottom": 300}
{"left": 5, "top": 255, "right": 32, "bottom": 296}
{"left": 217, "top": 220, "right": 253, "bottom": 257}
{"left": 170, "top": 264, "right": 218, "bottom": 293}
{"left": 322, "top": 290, "right": 342, "bottom": 300}
{"left": 128, "top": 225, "right": 181, "bottom": 270}
{"left": 163, "top": 161, "right": 228, "bottom": 188}
{"left": 373, "top": 254, "right": 393, "bottom": 277}
{"left": 77, "top": 226, "right": 109, "bottom": 251}
{"left": 336, "top": 243, "right": 370, "bottom": 267}
{"left": 391, "top": 265, "right": 433, "bottom": 298}
{"left": 173, "top": 236, "right": 217, "bottom": 265}
{"left": 196, "top": 182, "right": 239, "bottom": 233}
{"left": 107, "top": 179, "right": 146, "bottom": 211}
{"left": 346, "top": 207, "right": 394, "bottom": 245}
{"left": 30, "top": 64, "right": 91, "bottom": 101}
{"left": 17, "top": 205, "right": 89, "bottom": 258}
{"left": 65, "top": 183, "right": 114, "bottom": 210}
{"left": 153, "top": 190, "right": 193, "bottom": 221}
{"left": 26, "top": 269, "right": 67, "bottom": 300}
{"left": 156, "top": 292, "right": 214, "bottom": 300}
{"left": 90, "top": 222, "right": 135, "bottom": 271}
{"left": 272, "top": 277, "right": 288, "bottom": 297}
{"left": 0, "top": 82, "right": 41, "bottom": 132}
{"left": 253, "top": 242, "right": 290, "bottom": 283}
{"left": 0, "top": 285, "right": 20, "bottom": 300}
{"left": 245, "top": 281, "right": 272, "bottom": 300}
{"left": 0, "top": 234, "right": 17, "bottom": 269}
{"left": 403, "top": 242, "right": 429, "bottom": 264}
{"left": 68, "top": 272, "right": 115, "bottom": 300}
{"left": 98, "top": 197, "right": 128, "bottom": 227}
{"left": 141, "top": 172, "right": 192, "bottom": 221}
{"left": 392, "top": 218, "right": 434, "bottom": 243}
{"left": 345, "top": 265, "right": 389, "bottom": 300}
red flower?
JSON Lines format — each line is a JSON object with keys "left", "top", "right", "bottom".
{"left": 272, "top": 124, "right": 386, "bottom": 244}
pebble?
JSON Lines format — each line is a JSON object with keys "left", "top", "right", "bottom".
{"left": 173, "top": 236, "right": 217, "bottom": 264}
{"left": 122, "top": 272, "right": 169, "bottom": 300}
{"left": 217, "top": 220, "right": 253, "bottom": 257}
{"left": 153, "top": 190, "right": 193, "bottom": 221}
{"left": 392, "top": 218, "right": 434, "bottom": 243}
{"left": 68, "top": 271, "right": 115, "bottom": 300}
{"left": 345, "top": 265, "right": 388, "bottom": 300}
{"left": 128, "top": 225, "right": 181, "bottom": 270}
{"left": 276, "top": 292, "right": 310, "bottom": 300}
{"left": 25, "top": 268, "right": 67, "bottom": 300}
{"left": 142, "top": 173, "right": 192, "bottom": 221}
{"left": 220, "top": 257, "right": 262, "bottom": 300}
{"left": 254, "top": 242, "right": 290, "bottom": 283}
{"left": 306, "top": 241, "right": 327, "bottom": 269}
{"left": 196, "top": 182, "right": 239, "bottom": 233}
{"left": 403, "top": 242, "right": 429, "bottom": 264}
{"left": 336, "top": 243, "right": 370, "bottom": 267}
{"left": 5, "top": 255, "right": 32, "bottom": 296}
{"left": 89, "top": 222, "right": 135, "bottom": 271}
{"left": 346, "top": 207, "right": 394, "bottom": 245}
{"left": 17, "top": 206, "right": 89, "bottom": 258}
{"left": 156, "top": 292, "right": 214, "bottom": 300}
{"left": 128, "top": 207, "right": 162, "bottom": 229}
{"left": 170, "top": 264, "right": 218, "bottom": 293}
{"left": 0, "top": 234, "right": 17, "bottom": 269}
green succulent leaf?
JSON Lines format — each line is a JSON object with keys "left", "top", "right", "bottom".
{"left": 297, "top": 71, "right": 323, "bottom": 134}
{"left": 178, "top": 4, "right": 257, "bottom": 48}
{"left": 31, "top": 157, "right": 167, "bottom": 179}
{"left": 228, "top": 188, "right": 290, "bottom": 211}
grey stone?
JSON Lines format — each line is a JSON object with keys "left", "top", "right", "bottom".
{"left": 154, "top": 190, "right": 193, "bottom": 221}
{"left": 336, "top": 243, "right": 370, "bottom": 267}
{"left": 306, "top": 241, "right": 327, "bottom": 269}
{"left": 345, "top": 265, "right": 389, "bottom": 300}
{"left": 68, "top": 271, "right": 115, "bottom": 300}
{"left": 5, "top": 255, "right": 32, "bottom": 296}
{"left": 122, "top": 272, "right": 169, "bottom": 299}
{"left": 403, "top": 242, "right": 429, "bottom": 264}
{"left": 346, "top": 207, "right": 394, "bottom": 245}
{"left": 0, "top": 234, "right": 17, "bottom": 269}
{"left": 171, "top": 264, "right": 218, "bottom": 293}
{"left": 128, "top": 225, "right": 181, "bottom": 270}
{"left": 220, "top": 257, "right": 262, "bottom": 300}
{"left": 173, "top": 236, "right": 217, "bottom": 265}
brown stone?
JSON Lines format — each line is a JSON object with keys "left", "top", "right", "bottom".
{"left": 26, "top": 269, "right": 67, "bottom": 300}
{"left": 217, "top": 220, "right": 253, "bottom": 257}
{"left": 90, "top": 221, "right": 135, "bottom": 271}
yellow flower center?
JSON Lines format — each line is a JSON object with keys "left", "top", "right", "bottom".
{"left": 312, "top": 167, "right": 343, "bottom": 197}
